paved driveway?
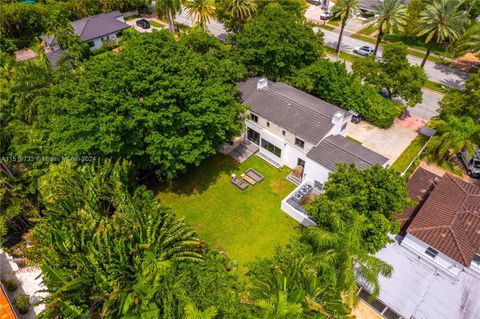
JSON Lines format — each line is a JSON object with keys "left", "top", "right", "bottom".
{"left": 126, "top": 18, "right": 163, "bottom": 33}
{"left": 347, "top": 120, "right": 418, "bottom": 166}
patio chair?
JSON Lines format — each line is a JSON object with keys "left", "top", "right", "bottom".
{"left": 246, "top": 168, "right": 264, "bottom": 183}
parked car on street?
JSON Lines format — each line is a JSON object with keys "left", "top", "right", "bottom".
{"left": 136, "top": 19, "right": 151, "bottom": 30}
{"left": 320, "top": 11, "right": 332, "bottom": 20}
{"left": 353, "top": 46, "right": 374, "bottom": 57}
{"left": 458, "top": 146, "right": 480, "bottom": 178}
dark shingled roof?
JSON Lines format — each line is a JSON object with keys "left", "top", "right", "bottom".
{"left": 407, "top": 173, "right": 480, "bottom": 266}
{"left": 237, "top": 77, "right": 348, "bottom": 145}
{"left": 397, "top": 167, "right": 440, "bottom": 231}
{"left": 71, "top": 11, "right": 130, "bottom": 41}
{"left": 306, "top": 135, "right": 389, "bottom": 171}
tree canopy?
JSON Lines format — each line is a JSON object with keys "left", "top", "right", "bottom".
{"left": 31, "top": 31, "right": 246, "bottom": 179}
{"left": 352, "top": 42, "right": 427, "bottom": 107}
{"left": 287, "top": 58, "right": 403, "bottom": 128}
{"left": 30, "top": 160, "right": 246, "bottom": 318}
{"left": 439, "top": 71, "right": 480, "bottom": 119}
{"left": 307, "top": 164, "right": 411, "bottom": 253}
{"left": 231, "top": 4, "right": 323, "bottom": 80}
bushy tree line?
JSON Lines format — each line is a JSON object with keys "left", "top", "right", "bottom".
{"left": 0, "top": 0, "right": 149, "bottom": 49}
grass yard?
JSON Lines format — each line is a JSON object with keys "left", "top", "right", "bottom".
{"left": 391, "top": 134, "right": 429, "bottom": 174}
{"left": 156, "top": 155, "right": 299, "bottom": 274}
{"left": 360, "top": 24, "right": 377, "bottom": 35}
{"left": 382, "top": 34, "right": 456, "bottom": 59}
{"left": 424, "top": 80, "right": 450, "bottom": 94}
{"left": 352, "top": 33, "right": 376, "bottom": 44}
{"left": 148, "top": 20, "right": 164, "bottom": 28}
{"left": 316, "top": 24, "right": 335, "bottom": 31}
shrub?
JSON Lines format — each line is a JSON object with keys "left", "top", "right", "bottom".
{"left": 2, "top": 279, "right": 18, "bottom": 292}
{"left": 14, "top": 293, "right": 31, "bottom": 314}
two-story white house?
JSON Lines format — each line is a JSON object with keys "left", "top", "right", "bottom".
{"left": 237, "top": 77, "right": 388, "bottom": 188}
{"left": 237, "top": 77, "right": 389, "bottom": 225}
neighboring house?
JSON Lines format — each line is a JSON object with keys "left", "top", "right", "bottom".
{"left": 357, "top": 167, "right": 480, "bottom": 319}
{"left": 40, "top": 11, "right": 130, "bottom": 67}
{"left": 237, "top": 77, "right": 388, "bottom": 225}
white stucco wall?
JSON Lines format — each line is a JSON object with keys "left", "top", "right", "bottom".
{"left": 88, "top": 32, "right": 120, "bottom": 50}
{"left": 401, "top": 233, "right": 463, "bottom": 277}
{"left": 280, "top": 184, "right": 317, "bottom": 227}
{"left": 303, "top": 157, "right": 332, "bottom": 186}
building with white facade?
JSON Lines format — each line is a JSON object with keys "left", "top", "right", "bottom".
{"left": 40, "top": 11, "right": 130, "bottom": 67}
{"left": 237, "top": 77, "right": 389, "bottom": 225}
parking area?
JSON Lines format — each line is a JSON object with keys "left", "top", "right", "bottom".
{"left": 347, "top": 119, "right": 418, "bottom": 166}
{"left": 126, "top": 18, "right": 164, "bottom": 33}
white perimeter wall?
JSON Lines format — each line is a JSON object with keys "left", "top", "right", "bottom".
{"left": 401, "top": 233, "right": 463, "bottom": 277}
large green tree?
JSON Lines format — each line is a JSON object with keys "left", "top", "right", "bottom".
{"left": 352, "top": 42, "right": 427, "bottom": 107}
{"left": 216, "top": 0, "right": 257, "bottom": 33}
{"left": 439, "top": 71, "right": 480, "bottom": 119}
{"left": 31, "top": 31, "right": 246, "bottom": 179}
{"left": 231, "top": 4, "right": 323, "bottom": 80}
{"left": 287, "top": 58, "right": 403, "bottom": 128}
{"left": 31, "top": 161, "right": 247, "bottom": 318}
{"left": 417, "top": 0, "right": 469, "bottom": 67}
{"left": 370, "top": 0, "right": 407, "bottom": 58}
{"left": 301, "top": 214, "right": 393, "bottom": 308}
{"left": 307, "top": 164, "right": 411, "bottom": 253}
{"left": 427, "top": 115, "right": 480, "bottom": 160}
{"left": 247, "top": 243, "right": 350, "bottom": 318}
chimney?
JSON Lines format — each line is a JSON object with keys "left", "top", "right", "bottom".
{"left": 331, "top": 111, "right": 343, "bottom": 125}
{"left": 257, "top": 78, "right": 268, "bottom": 90}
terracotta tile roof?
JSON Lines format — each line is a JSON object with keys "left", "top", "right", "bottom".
{"left": 0, "top": 285, "right": 16, "bottom": 319}
{"left": 396, "top": 167, "right": 440, "bottom": 230}
{"left": 406, "top": 173, "right": 480, "bottom": 266}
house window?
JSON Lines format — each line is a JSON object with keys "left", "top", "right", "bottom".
{"left": 247, "top": 127, "right": 260, "bottom": 145}
{"left": 294, "top": 137, "right": 305, "bottom": 149}
{"left": 87, "top": 41, "right": 95, "bottom": 48}
{"left": 251, "top": 114, "right": 258, "bottom": 123}
{"left": 261, "top": 139, "right": 281, "bottom": 158}
{"left": 341, "top": 122, "right": 347, "bottom": 131}
{"left": 282, "top": 130, "right": 286, "bottom": 136}
{"left": 425, "top": 247, "right": 438, "bottom": 258}
{"left": 267, "top": 122, "right": 270, "bottom": 127}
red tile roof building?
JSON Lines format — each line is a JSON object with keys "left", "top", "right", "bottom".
{"left": 401, "top": 168, "right": 480, "bottom": 267}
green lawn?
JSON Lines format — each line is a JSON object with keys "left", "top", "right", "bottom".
{"left": 328, "top": 20, "right": 340, "bottom": 26}
{"left": 156, "top": 155, "right": 299, "bottom": 274}
{"left": 390, "top": 134, "right": 429, "bottom": 175}
{"left": 383, "top": 33, "right": 456, "bottom": 58}
{"left": 360, "top": 24, "right": 377, "bottom": 35}
{"left": 424, "top": 80, "right": 450, "bottom": 94}
{"left": 316, "top": 24, "right": 335, "bottom": 31}
{"left": 352, "top": 33, "right": 376, "bottom": 44}
{"left": 148, "top": 20, "right": 164, "bottom": 28}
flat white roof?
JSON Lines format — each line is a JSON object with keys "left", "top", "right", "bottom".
{"left": 360, "top": 239, "right": 480, "bottom": 319}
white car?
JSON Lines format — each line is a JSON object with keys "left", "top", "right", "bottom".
{"left": 320, "top": 11, "right": 332, "bottom": 20}
{"left": 353, "top": 46, "right": 374, "bottom": 57}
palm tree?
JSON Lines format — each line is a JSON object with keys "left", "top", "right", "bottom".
{"left": 331, "top": 0, "right": 360, "bottom": 54}
{"left": 184, "top": 0, "right": 216, "bottom": 28}
{"left": 156, "top": 0, "right": 183, "bottom": 33}
{"left": 417, "top": 0, "right": 469, "bottom": 67}
{"left": 303, "top": 214, "right": 393, "bottom": 308}
{"left": 33, "top": 161, "right": 203, "bottom": 318}
{"left": 427, "top": 115, "right": 480, "bottom": 160}
{"left": 224, "top": 0, "right": 257, "bottom": 32}
{"left": 457, "top": 22, "right": 480, "bottom": 58}
{"left": 370, "top": 0, "right": 407, "bottom": 58}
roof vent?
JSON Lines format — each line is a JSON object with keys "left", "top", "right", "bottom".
{"left": 331, "top": 111, "right": 343, "bottom": 124}
{"left": 257, "top": 78, "right": 268, "bottom": 90}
